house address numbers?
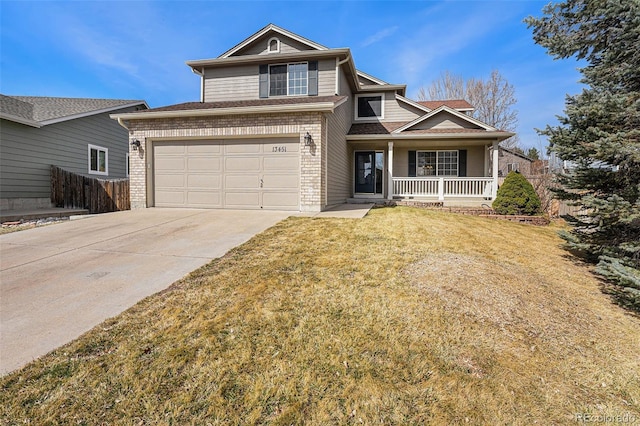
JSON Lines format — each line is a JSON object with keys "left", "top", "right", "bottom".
{"left": 272, "top": 146, "right": 287, "bottom": 152}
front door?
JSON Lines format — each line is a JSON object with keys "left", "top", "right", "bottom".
{"left": 355, "top": 151, "right": 383, "bottom": 194}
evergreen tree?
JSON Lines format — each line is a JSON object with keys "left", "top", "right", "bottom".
{"left": 525, "top": 0, "right": 640, "bottom": 311}
{"left": 492, "top": 171, "right": 541, "bottom": 215}
{"left": 526, "top": 148, "right": 540, "bottom": 161}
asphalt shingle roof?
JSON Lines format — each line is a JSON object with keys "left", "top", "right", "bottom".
{"left": 417, "top": 100, "right": 474, "bottom": 110}
{"left": 0, "top": 95, "right": 146, "bottom": 123}
{"left": 142, "top": 96, "right": 347, "bottom": 113}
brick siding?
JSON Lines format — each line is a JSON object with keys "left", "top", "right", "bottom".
{"left": 126, "top": 112, "right": 324, "bottom": 211}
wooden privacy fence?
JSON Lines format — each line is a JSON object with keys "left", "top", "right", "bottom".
{"left": 51, "top": 165, "right": 130, "bottom": 213}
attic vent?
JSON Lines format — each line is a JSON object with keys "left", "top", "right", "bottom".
{"left": 268, "top": 37, "right": 280, "bottom": 53}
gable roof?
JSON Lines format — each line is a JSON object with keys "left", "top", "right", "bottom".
{"left": 417, "top": 100, "right": 474, "bottom": 111}
{"left": 0, "top": 95, "right": 148, "bottom": 128}
{"left": 393, "top": 105, "right": 496, "bottom": 133}
{"left": 219, "top": 23, "right": 328, "bottom": 58}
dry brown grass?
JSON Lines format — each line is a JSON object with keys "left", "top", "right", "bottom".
{"left": 1, "top": 207, "right": 638, "bottom": 425}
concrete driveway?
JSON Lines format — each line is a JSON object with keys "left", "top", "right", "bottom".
{"left": 0, "top": 208, "right": 290, "bottom": 375}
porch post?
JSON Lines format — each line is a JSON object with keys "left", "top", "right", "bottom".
{"left": 438, "top": 177, "right": 445, "bottom": 201}
{"left": 387, "top": 141, "right": 394, "bottom": 200}
{"left": 492, "top": 140, "right": 499, "bottom": 200}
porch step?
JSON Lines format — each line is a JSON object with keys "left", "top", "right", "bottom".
{"left": 346, "top": 198, "right": 387, "bottom": 205}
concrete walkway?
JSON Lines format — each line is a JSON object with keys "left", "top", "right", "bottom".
{"left": 312, "top": 203, "right": 374, "bottom": 218}
{"left": 0, "top": 208, "right": 290, "bottom": 375}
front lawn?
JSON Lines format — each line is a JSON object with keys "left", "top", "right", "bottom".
{"left": 1, "top": 207, "right": 638, "bottom": 424}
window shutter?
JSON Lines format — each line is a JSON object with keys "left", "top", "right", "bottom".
{"left": 458, "top": 149, "right": 467, "bottom": 177}
{"left": 259, "top": 65, "right": 269, "bottom": 98}
{"left": 408, "top": 150, "right": 416, "bottom": 177}
{"left": 308, "top": 61, "right": 318, "bottom": 96}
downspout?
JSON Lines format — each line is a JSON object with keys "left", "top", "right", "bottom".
{"left": 116, "top": 117, "right": 129, "bottom": 130}
{"left": 335, "top": 54, "right": 351, "bottom": 95}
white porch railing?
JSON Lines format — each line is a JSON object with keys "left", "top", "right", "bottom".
{"left": 391, "top": 177, "right": 494, "bottom": 200}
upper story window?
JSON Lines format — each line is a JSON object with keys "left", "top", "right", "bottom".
{"left": 355, "top": 94, "right": 384, "bottom": 120}
{"left": 88, "top": 144, "right": 108, "bottom": 176}
{"left": 267, "top": 37, "right": 280, "bottom": 53}
{"left": 260, "top": 61, "right": 317, "bottom": 98}
{"left": 269, "top": 62, "right": 308, "bottom": 96}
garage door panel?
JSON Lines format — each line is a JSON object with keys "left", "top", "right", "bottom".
{"left": 187, "top": 142, "right": 221, "bottom": 154}
{"left": 155, "top": 173, "right": 185, "bottom": 188}
{"left": 187, "top": 191, "right": 221, "bottom": 206}
{"left": 226, "top": 157, "right": 260, "bottom": 172}
{"left": 156, "top": 144, "right": 186, "bottom": 154}
{"left": 225, "top": 143, "right": 261, "bottom": 154}
{"left": 155, "top": 190, "right": 185, "bottom": 206}
{"left": 187, "top": 174, "right": 221, "bottom": 189}
{"left": 264, "top": 156, "right": 298, "bottom": 170}
{"left": 225, "top": 174, "right": 259, "bottom": 190}
{"left": 187, "top": 157, "right": 221, "bottom": 171}
{"left": 262, "top": 192, "right": 299, "bottom": 209}
{"left": 155, "top": 157, "right": 186, "bottom": 171}
{"left": 224, "top": 191, "right": 260, "bottom": 207}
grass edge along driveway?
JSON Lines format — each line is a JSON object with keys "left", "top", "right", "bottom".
{"left": 1, "top": 207, "right": 638, "bottom": 425}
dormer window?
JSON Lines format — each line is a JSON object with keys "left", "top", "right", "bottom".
{"left": 267, "top": 37, "right": 280, "bottom": 53}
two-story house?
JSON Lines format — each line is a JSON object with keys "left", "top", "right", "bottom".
{"left": 112, "top": 24, "right": 513, "bottom": 212}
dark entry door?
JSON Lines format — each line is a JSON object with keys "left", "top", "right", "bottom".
{"left": 355, "top": 151, "right": 383, "bottom": 194}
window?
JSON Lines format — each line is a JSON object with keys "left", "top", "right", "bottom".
{"left": 417, "top": 150, "right": 458, "bottom": 176}
{"left": 267, "top": 37, "right": 280, "bottom": 53}
{"left": 88, "top": 144, "right": 108, "bottom": 175}
{"left": 355, "top": 94, "right": 383, "bottom": 120}
{"left": 126, "top": 153, "right": 130, "bottom": 177}
{"left": 507, "top": 163, "right": 519, "bottom": 173}
{"left": 288, "top": 63, "right": 308, "bottom": 95}
{"left": 269, "top": 63, "right": 308, "bottom": 96}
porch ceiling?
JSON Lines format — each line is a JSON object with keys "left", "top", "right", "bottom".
{"left": 347, "top": 138, "right": 495, "bottom": 148}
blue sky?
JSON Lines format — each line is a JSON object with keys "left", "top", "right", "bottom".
{"left": 0, "top": 0, "right": 584, "bottom": 151}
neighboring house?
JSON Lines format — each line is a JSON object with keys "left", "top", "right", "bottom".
{"left": 0, "top": 95, "right": 148, "bottom": 210}
{"left": 111, "top": 24, "right": 513, "bottom": 212}
{"left": 497, "top": 147, "right": 534, "bottom": 177}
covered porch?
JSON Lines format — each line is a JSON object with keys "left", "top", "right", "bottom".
{"left": 347, "top": 138, "right": 502, "bottom": 207}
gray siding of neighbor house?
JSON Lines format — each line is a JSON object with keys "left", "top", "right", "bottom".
{"left": 499, "top": 150, "right": 532, "bottom": 177}
{"left": 393, "top": 145, "right": 487, "bottom": 177}
{"left": 203, "top": 58, "right": 337, "bottom": 102}
{"left": 234, "top": 34, "right": 315, "bottom": 56}
{"left": 0, "top": 106, "right": 136, "bottom": 200}
{"left": 326, "top": 70, "right": 353, "bottom": 205}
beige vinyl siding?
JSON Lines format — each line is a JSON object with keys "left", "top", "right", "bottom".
{"left": 326, "top": 71, "right": 353, "bottom": 205}
{"left": 317, "top": 59, "right": 336, "bottom": 96}
{"left": 383, "top": 92, "right": 424, "bottom": 122}
{"left": 203, "top": 58, "right": 335, "bottom": 101}
{"left": 393, "top": 145, "right": 487, "bottom": 177}
{"left": 235, "top": 35, "right": 315, "bottom": 56}
{"left": 204, "top": 65, "right": 258, "bottom": 102}
{"left": 0, "top": 107, "right": 134, "bottom": 199}
{"left": 358, "top": 75, "right": 380, "bottom": 86}
{"left": 414, "top": 112, "right": 482, "bottom": 130}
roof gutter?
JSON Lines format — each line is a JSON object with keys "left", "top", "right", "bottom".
{"left": 0, "top": 113, "right": 42, "bottom": 128}
{"left": 110, "top": 100, "right": 344, "bottom": 122}
{"left": 346, "top": 131, "right": 515, "bottom": 141}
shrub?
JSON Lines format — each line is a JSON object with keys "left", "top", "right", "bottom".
{"left": 493, "top": 171, "right": 542, "bottom": 215}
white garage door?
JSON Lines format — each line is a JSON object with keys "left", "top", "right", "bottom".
{"left": 153, "top": 138, "right": 300, "bottom": 210}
